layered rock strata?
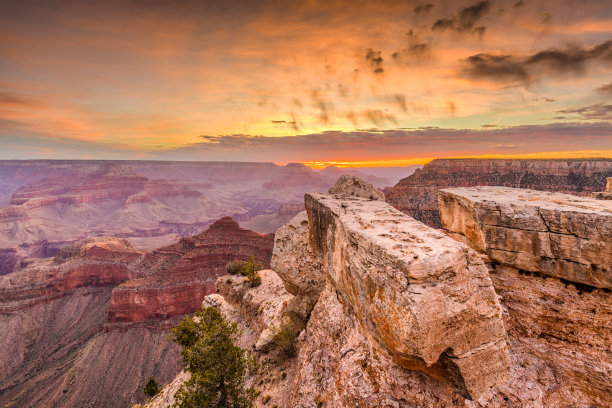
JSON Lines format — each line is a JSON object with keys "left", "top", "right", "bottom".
{"left": 387, "top": 159, "right": 612, "bottom": 227}
{"left": 108, "top": 217, "right": 274, "bottom": 324}
{"left": 439, "top": 186, "right": 612, "bottom": 289}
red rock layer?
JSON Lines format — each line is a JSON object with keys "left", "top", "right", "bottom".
{"left": 386, "top": 158, "right": 612, "bottom": 227}
{"left": 108, "top": 217, "right": 274, "bottom": 323}
{"left": 0, "top": 238, "right": 144, "bottom": 311}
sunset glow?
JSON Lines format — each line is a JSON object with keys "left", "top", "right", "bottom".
{"left": 0, "top": 0, "right": 610, "bottom": 162}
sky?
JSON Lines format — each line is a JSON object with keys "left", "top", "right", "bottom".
{"left": 0, "top": 0, "right": 611, "bottom": 166}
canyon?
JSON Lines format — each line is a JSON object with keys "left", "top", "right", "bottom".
{"left": 0, "top": 160, "right": 414, "bottom": 274}
{"left": 386, "top": 158, "right": 612, "bottom": 228}
{"left": 147, "top": 175, "right": 611, "bottom": 408}
{"left": 2, "top": 159, "right": 611, "bottom": 407}
{"left": 0, "top": 217, "right": 274, "bottom": 407}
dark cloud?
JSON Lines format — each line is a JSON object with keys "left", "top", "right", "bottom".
{"left": 462, "top": 54, "right": 528, "bottom": 82}
{"left": 482, "top": 124, "right": 497, "bottom": 128}
{"left": 432, "top": 1, "right": 491, "bottom": 35}
{"left": 310, "top": 89, "right": 333, "bottom": 125}
{"left": 461, "top": 39, "right": 612, "bottom": 84}
{"left": 365, "top": 48, "right": 384, "bottom": 74}
{"left": 414, "top": 3, "right": 434, "bottom": 14}
{"left": 0, "top": 91, "right": 44, "bottom": 107}
{"left": 392, "top": 94, "right": 407, "bottom": 112}
{"left": 558, "top": 103, "right": 612, "bottom": 120}
{"left": 596, "top": 82, "right": 612, "bottom": 95}
{"left": 363, "top": 109, "right": 397, "bottom": 127}
{"left": 147, "top": 122, "right": 612, "bottom": 162}
{"left": 391, "top": 30, "right": 430, "bottom": 61}
{"left": 513, "top": 0, "right": 525, "bottom": 8}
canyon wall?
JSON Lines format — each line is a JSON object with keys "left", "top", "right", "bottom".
{"left": 151, "top": 178, "right": 612, "bottom": 408}
{"left": 386, "top": 159, "right": 612, "bottom": 228}
{"left": 108, "top": 217, "right": 274, "bottom": 324}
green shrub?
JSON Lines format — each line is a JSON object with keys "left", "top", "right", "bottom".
{"left": 171, "top": 307, "right": 257, "bottom": 408}
{"left": 239, "top": 256, "right": 263, "bottom": 288}
{"left": 143, "top": 377, "right": 159, "bottom": 397}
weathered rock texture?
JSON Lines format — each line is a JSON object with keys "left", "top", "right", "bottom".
{"left": 271, "top": 211, "right": 324, "bottom": 313}
{"left": 304, "top": 192, "right": 509, "bottom": 399}
{"left": 327, "top": 174, "right": 385, "bottom": 200}
{"left": 387, "top": 158, "right": 612, "bottom": 228}
{"left": 144, "top": 177, "right": 612, "bottom": 408}
{"left": 590, "top": 176, "right": 612, "bottom": 200}
{"left": 439, "top": 186, "right": 612, "bottom": 289}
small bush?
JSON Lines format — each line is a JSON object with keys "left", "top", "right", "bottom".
{"left": 262, "top": 395, "right": 271, "bottom": 404}
{"left": 239, "top": 256, "right": 263, "bottom": 288}
{"left": 226, "top": 260, "right": 245, "bottom": 275}
{"left": 143, "top": 377, "right": 159, "bottom": 397}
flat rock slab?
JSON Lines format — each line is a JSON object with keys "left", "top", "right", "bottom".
{"left": 439, "top": 186, "right": 612, "bottom": 289}
{"left": 305, "top": 192, "right": 509, "bottom": 400}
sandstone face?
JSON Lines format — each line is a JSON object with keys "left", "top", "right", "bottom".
{"left": 328, "top": 174, "right": 385, "bottom": 200}
{"left": 290, "top": 284, "right": 466, "bottom": 408}
{"left": 480, "top": 265, "right": 612, "bottom": 407}
{"left": 439, "top": 186, "right": 612, "bottom": 289}
{"left": 0, "top": 217, "right": 272, "bottom": 408}
{"left": 270, "top": 211, "right": 324, "bottom": 311}
{"left": 387, "top": 159, "right": 612, "bottom": 228}
{"left": 304, "top": 192, "right": 509, "bottom": 399}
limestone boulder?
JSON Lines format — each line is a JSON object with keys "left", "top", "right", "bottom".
{"left": 305, "top": 192, "right": 509, "bottom": 400}
{"left": 327, "top": 175, "right": 385, "bottom": 200}
{"left": 439, "top": 186, "right": 612, "bottom": 289}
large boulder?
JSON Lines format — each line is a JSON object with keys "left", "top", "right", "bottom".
{"left": 439, "top": 186, "right": 612, "bottom": 289}
{"left": 304, "top": 192, "right": 509, "bottom": 400}
{"left": 327, "top": 175, "right": 385, "bottom": 200}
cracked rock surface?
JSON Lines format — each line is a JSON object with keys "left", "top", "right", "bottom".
{"left": 305, "top": 192, "right": 509, "bottom": 400}
{"left": 439, "top": 186, "right": 612, "bottom": 289}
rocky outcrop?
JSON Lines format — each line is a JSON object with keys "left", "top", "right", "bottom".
{"left": 327, "top": 174, "right": 385, "bottom": 200}
{"left": 387, "top": 159, "right": 612, "bottom": 227}
{"left": 590, "top": 177, "right": 612, "bottom": 200}
{"left": 152, "top": 176, "right": 612, "bottom": 408}
{"left": 108, "top": 217, "right": 274, "bottom": 324}
{"left": 439, "top": 187, "right": 612, "bottom": 289}
{"left": 304, "top": 192, "right": 509, "bottom": 399}
{"left": 438, "top": 187, "right": 612, "bottom": 407}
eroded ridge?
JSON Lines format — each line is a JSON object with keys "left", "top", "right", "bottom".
{"left": 439, "top": 186, "right": 612, "bottom": 289}
{"left": 305, "top": 192, "right": 510, "bottom": 400}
